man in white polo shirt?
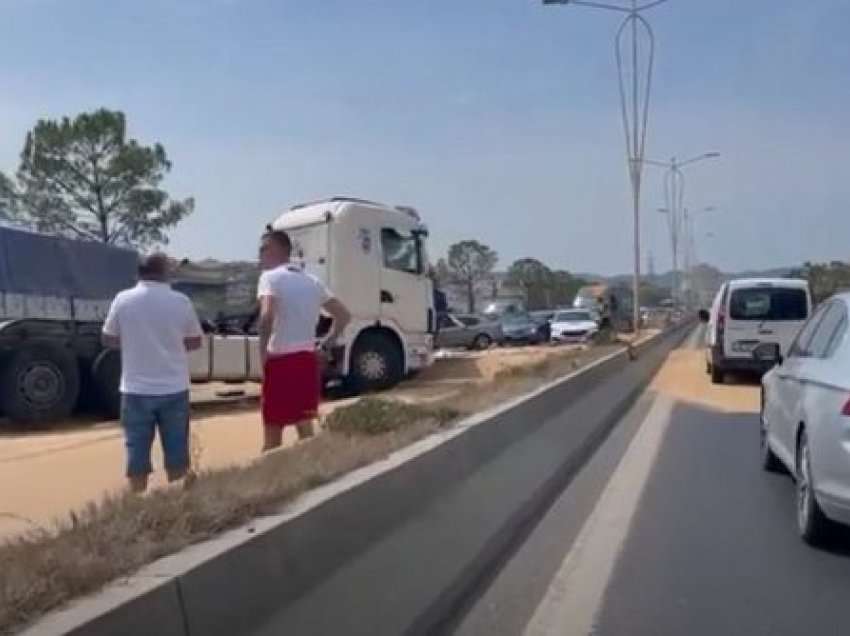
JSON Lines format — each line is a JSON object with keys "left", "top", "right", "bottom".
{"left": 102, "top": 254, "right": 203, "bottom": 492}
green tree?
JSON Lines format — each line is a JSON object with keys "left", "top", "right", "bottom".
{"left": 550, "top": 270, "right": 587, "bottom": 307}
{"left": 446, "top": 240, "right": 498, "bottom": 313}
{"left": 433, "top": 257, "right": 452, "bottom": 288}
{"left": 638, "top": 282, "right": 670, "bottom": 307}
{"left": 507, "top": 258, "right": 554, "bottom": 310}
{"left": 4, "top": 108, "right": 193, "bottom": 247}
{"left": 0, "top": 173, "right": 16, "bottom": 222}
{"left": 791, "top": 261, "right": 850, "bottom": 304}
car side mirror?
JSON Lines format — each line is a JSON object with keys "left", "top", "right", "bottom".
{"left": 698, "top": 309, "right": 710, "bottom": 323}
{"left": 753, "top": 342, "right": 783, "bottom": 366}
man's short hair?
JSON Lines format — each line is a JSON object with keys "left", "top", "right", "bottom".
{"left": 263, "top": 225, "right": 292, "bottom": 253}
{"left": 138, "top": 253, "right": 170, "bottom": 280}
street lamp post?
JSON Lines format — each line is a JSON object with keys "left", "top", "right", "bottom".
{"left": 684, "top": 205, "right": 717, "bottom": 306}
{"left": 543, "top": 0, "right": 671, "bottom": 334}
{"left": 656, "top": 206, "right": 676, "bottom": 302}
{"left": 686, "top": 205, "right": 716, "bottom": 271}
{"left": 645, "top": 153, "right": 719, "bottom": 305}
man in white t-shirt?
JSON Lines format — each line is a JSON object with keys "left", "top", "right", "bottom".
{"left": 257, "top": 228, "right": 351, "bottom": 450}
{"left": 102, "top": 254, "right": 204, "bottom": 492}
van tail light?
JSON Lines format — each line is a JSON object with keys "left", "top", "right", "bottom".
{"left": 717, "top": 311, "right": 726, "bottom": 338}
{"left": 842, "top": 396, "right": 850, "bottom": 417}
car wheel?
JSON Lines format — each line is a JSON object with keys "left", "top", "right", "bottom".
{"left": 0, "top": 344, "right": 80, "bottom": 424}
{"left": 349, "top": 332, "right": 404, "bottom": 392}
{"left": 711, "top": 364, "right": 724, "bottom": 385}
{"left": 797, "top": 431, "right": 835, "bottom": 545}
{"left": 472, "top": 334, "right": 492, "bottom": 351}
{"left": 759, "top": 393, "right": 783, "bottom": 473}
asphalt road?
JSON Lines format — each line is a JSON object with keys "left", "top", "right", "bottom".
{"left": 591, "top": 400, "right": 850, "bottom": 636}
{"left": 457, "top": 331, "right": 850, "bottom": 636}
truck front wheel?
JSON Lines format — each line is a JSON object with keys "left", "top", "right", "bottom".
{"left": 349, "top": 332, "right": 404, "bottom": 392}
{"left": 0, "top": 344, "right": 80, "bottom": 424}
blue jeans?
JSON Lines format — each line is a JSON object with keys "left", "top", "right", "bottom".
{"left": 121, "top": 391, "right": 190, "bottom": 477}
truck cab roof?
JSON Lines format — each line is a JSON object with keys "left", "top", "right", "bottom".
{"left": 274, "top": 197, "right": 426, "bottom": 233}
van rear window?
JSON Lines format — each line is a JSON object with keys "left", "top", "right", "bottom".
{"left": 729, "top": 288, "right": 808, "bottom": 321}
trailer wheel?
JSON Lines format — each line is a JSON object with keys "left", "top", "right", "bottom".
{"left": 92, "top": 349, "right": 122, "bottom": 420}
{"left": 349, "top": 331, "right": 404, "bottom": 392}
{"left": 0, "top": 344, "right": 80, "bottom": 424}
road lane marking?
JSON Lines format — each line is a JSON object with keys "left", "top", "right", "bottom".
{"left": 523, "top": 395, "right": 674, "bottom": 636}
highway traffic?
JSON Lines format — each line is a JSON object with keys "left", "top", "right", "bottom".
{"left": 457, "top": 328, "right": 850, "bottom": 636}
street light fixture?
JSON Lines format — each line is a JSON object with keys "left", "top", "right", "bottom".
{"left": 644, "top": 153, "right": 720, "bottom": 304}
{"left": 543, "top": 0, "right": 672, "bottom": 333}
{"left": 682, "top": 205, "right": 719, "bottom": 307}
{"left": 685, "top": 205, "right": 718, "bottom": 273}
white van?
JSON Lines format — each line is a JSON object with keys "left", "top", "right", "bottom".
{"left": 701, "top": 278, "right": 811, "bottom": 384}
{"left": 272, "top": 197, "right": 434, "bottom": 390}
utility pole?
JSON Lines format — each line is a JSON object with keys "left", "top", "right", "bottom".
{"left": 542, "top": 0, "right": 671, "bottom": 334}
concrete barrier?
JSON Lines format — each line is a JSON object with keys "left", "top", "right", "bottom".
{"left": 25, "top": 323, "right": 693, "bottom": 636}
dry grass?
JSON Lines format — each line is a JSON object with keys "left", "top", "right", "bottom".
{"left": 325, "top": 397, "right": 459, "bottom": 436}
{"left": 0, "top": 400, "right": 456, "bottom": 635}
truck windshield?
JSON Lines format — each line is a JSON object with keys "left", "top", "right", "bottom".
{"left": 729, "top": 287, "right": 808, "bottom": 321}
{"left": 381, "top": 228, "right": 420, "bottom": 274}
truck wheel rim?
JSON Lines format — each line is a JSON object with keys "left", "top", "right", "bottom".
{"left": 360, "top": 353, "right": 386, "bottom": 380}
{"left": 19, "top": 362, "right": 64, "bottom": 408}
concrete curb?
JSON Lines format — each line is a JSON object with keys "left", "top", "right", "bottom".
{"left": 23, "top": 324, "right": 691, "bottom": 636}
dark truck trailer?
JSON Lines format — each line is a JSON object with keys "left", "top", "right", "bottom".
{"left": 0, "top": 227, "right": 137, "bottom": 423}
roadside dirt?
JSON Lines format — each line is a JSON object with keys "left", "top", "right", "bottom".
{"left": 0, "top": 344, "right": 603, "bottom": 540}
{"left": 650, "top": 348, "right": 760, "bottom": 414}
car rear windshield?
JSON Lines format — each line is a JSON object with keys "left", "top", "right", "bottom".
{"left": 555, "top": 311, "right": 591, "bottom": 322}
{"left": 729, "top": 287, "right": 808, "bottom": 321}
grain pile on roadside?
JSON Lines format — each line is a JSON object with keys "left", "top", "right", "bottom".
{"left": 0, "top": 400, "right": 457, "bottom": 634}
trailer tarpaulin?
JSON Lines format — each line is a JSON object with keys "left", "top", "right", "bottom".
{"left": 0, "top": 227, "right": 137, "bottom": 300}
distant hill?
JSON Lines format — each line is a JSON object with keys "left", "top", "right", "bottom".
{"left": 580, "top": 265, "right": 796, "bottom": 288}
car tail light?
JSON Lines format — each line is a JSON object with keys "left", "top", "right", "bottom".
{"left": 842, "top": 396, "right": 850, "bottom": 417}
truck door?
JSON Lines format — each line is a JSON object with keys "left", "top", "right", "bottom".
{"left": 378, "top": 227, "right": 430, "bottom": 335}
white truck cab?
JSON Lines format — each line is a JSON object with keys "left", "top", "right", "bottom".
{"left": 269, "top": 197, "right": 435, "bottom": 390}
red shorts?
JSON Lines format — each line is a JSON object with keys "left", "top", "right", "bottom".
{"left": 262, "top": 351, "right": 321, "bottom": 427}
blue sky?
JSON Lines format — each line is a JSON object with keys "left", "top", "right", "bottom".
{"left": 1, "top": 0, "right": 849, "bottom": 275}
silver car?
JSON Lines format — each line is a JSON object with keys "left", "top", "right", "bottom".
{"left": 759, "top": 292, "right": 850, "bottom": 545}
{"left": 436, "top": 313, "right": 503, "bottom": 350}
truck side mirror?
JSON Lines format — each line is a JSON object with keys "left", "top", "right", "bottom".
{"left": 698, "top": 309, "right": 710, "bottom": 323}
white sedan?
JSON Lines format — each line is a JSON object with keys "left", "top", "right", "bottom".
{"left": 759, "top": 292, "right": 850, "bottom": 545}
{"left": 550, "top": 310, "right": 599, "bottom": 344}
